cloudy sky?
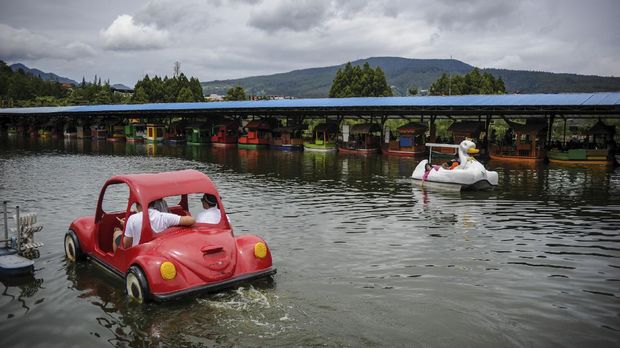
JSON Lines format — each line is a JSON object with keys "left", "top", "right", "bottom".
{"left": 1, "top": 0, "right": 618, "bottom": 87}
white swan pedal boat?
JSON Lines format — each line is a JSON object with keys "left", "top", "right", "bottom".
{"left": 412, "top": 140, "right": 499, "bottom": 190}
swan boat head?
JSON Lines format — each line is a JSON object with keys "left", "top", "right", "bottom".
{"left": 457, "top": 140, "right": 479, "bottom": 167}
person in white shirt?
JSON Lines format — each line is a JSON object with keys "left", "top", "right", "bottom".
{"left": 196, "top": 194, "right": 222, "bottom": 224}
{"left": 113, "top": 199, "right": 195, "bottom": 251}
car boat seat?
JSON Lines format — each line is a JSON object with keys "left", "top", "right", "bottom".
{"left": 151, "top": 199, "right": 170, "bottom": 213}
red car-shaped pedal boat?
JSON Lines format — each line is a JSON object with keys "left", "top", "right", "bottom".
{"left": 65, "top": 169, "right": 276, "bottom": 302}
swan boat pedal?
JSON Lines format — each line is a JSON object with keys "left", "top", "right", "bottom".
{"left": 412, "top": 140, "right": 499, "bottom": 191}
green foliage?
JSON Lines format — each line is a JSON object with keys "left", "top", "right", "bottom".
{"left": 132, "top": 72, "right": 204, "bottom": 103}
{"left": 225, "top": 86, "right": 246, "bottom": 101}
{"left": 429, "top": 68, "right": 506, "bottom": 95}
{"left": 408, "top": 86, "right": 418, "bottom": 95}
{"left": 0, "top": 59, "right": 206, "bottom": 106}
{"left": 0, "top": 60, "right": 67, "bottom": 106}
{"left": 329, "top": 62, "right": 393, "bottom": 98}
{"left": 177, "top": 87, "right": 195, "bottom": 102}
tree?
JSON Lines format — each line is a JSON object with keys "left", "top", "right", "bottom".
{"left": 429, "top": 68, "right": 505, "bottom": 96}
{"left": 225, "top": 86, "right": 246, "bottom": 101}
{"left": 329, "top": 61, "right": 392, "bottom": 98}
{"left": 131, "top": 86, "right": 149, "bottom": 103}
{"left": 408, "top": 86, "right": 418, "bottom": 96}
{"left": 176, "top": 87, "right": 195, "bottom": 102}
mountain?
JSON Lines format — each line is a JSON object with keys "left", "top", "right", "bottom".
{"left": 111, "top": 84, "right": 133, "bottom": 91}
{"left": 10, "top": 63, "right": 79, "bottom": 85}
{"left": 201, "top": 57, "right": 620, "bottom": 98}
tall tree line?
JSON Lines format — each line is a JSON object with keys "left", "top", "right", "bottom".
{"left": 329, "top": 62, "right": 393, "bottom": 98}
{"left": 132, "top": 73, "right": 203, "bottom": 103}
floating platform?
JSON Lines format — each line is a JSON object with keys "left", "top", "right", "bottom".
{"left": 0, "top": 247, "right": 34, "bottom": 276}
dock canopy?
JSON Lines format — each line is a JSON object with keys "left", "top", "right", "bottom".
{"left": 350, "top": 123, "right": 381, "bottom": 134}
{"left": 398, "top": 122, "right": 427, "bottom": 134}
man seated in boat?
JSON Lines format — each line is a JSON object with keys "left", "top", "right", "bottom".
{"left": 113, "top": 199, "right": 195, "bottom": 252}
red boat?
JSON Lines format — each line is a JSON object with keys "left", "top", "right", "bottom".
{"left": 211, "top": 119, "right": 239, "bottom": 147}
{"left": 65, "top": 169, "right": 275, "bottom": 302}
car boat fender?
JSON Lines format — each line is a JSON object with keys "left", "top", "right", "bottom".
{"left": 234, "top": 235, "right": 273, "bottom": 274}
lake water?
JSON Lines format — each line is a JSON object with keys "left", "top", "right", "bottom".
{"left": 1, "top": 137, "right": 619, "bottom": 347}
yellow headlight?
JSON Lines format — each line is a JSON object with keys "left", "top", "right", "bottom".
{"left": 160, "top": 261, "right": 176, "bottom": 280}
{"left": 254, "top": 242, "right": 267, "bottom": 259}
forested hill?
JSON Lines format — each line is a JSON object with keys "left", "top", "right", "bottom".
{"left": 10, "top": 63, "right": 78, "bottom": 85}
{"left": 201, "top": 57, "right": 620, "bottom": 97}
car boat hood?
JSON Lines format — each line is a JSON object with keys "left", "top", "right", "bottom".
{"left": 149, "top": 226, "right": 238, "bottom": 283}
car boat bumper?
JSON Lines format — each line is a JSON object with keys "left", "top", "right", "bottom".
{"left": 151, "top": 267, "right": 277, "bottom": 302}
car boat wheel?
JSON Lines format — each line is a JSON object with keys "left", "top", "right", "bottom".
{"left": 126, "top": 266, "right": 150, "bottom": 303}
{"left": 64, "top": 231, "right": 83, "bottom": 262}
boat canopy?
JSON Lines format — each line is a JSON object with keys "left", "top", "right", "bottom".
{"left": 245, "top": 119, "right": 273, "bottom": 130}
{"left": 448, "top": 121, "right": 484, "bottom": 134}
{"left": 505, "top": 119, "right": 547, "bottom": 135}
{"left": 313, "top": 123, "right": 339, "bottom": 133}
{"left": 273, "top": 122, "right": 306, "bottom": 133}
{"left": 215, "top": 119, "right": 238, "bottom": 128}
{"left": 588, "top": 120, "right": 615, "bottom": 135}
{"left": 350, "top": 123, "right": 381, "bottom": 134}
{"left": 398, "top": 122, "right": 427, "bottom": 134}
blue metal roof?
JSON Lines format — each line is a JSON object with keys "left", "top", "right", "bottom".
{"left": 1, "top": 92, "right": 619, "bottom": 115}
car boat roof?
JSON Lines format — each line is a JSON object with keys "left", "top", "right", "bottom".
{"left": 425, "top": 142, "right": 460, "bottom": 149}
{"left": 106, "top": 169, "right": 217, "bottom": 204}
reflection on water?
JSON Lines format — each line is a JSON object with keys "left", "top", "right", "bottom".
{"left": 0, "top": 136, "right": 619, "bottom": 347}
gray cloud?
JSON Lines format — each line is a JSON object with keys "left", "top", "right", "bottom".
{"left": 0, "top": 24, "right": 96, "bottom": 60}
{"left": 1, "top": 0, "right": 618, "bottom": 87}
{"left": 248, "top": 0, "right": 331, "bottom": 32}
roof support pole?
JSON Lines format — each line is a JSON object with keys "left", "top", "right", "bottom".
{"left": 547, "top": 114, "right": 556, "bottom": 147}
{"left": 563, "top": 117, "right": 567, "bottom": 145}
{"left": 429, "top": 115, "right": 437, "bottom": 142}
{"left": 484, "top": 114, "right": 492, "bottom": 154}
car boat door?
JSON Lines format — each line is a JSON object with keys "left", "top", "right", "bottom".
{"left": 92, "top": 182, "right": 132, "bottom": 274}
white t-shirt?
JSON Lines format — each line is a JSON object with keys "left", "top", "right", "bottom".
{"left": 124, "top": 208, "right": 181, "bottom": 247}
{"left": 196, "top": 207, "right": 221, "bottom": 224}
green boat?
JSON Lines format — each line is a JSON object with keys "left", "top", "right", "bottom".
{"left": 124, "top": 123, "right": 145, "bottom": 142}
{"left": 185, "top": 123, "right": 211, "bottom": 145}
{"left": 304, "top": 122, "right": 338, "bottom": 152}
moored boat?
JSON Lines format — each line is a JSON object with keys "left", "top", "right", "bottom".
{"left": 489, "top": 119, "right": 546, "bottom": 163}
{"left": 271, "top": 126, "right": 304, "bottom": 151}
{"left": 125, "top": 122, "right": 146, "bottom": 143}
{"left": 382, "top": 122, "right": 427, "bottom": 157}
{"left": 145, "top": 123, "right": 165, "bottom": 143}
{"left": 339, "top": 123, "right": 381, "bottom": 154}
{"left": 211, "top": 119, "right": 239, "bottom": 147}
{"left": 107, "top": 124, "right": 126, "bottom": 142}
{"left": 239, "top": 119, "right": 273, "bottom": 149}
{"left": 304, "top": 122, "right": 338, "bottom": 152}
{"left": 547, "top": 120, "right": 615, "bottom": 166}
{"left": 185, "top": 122, "right": 212, "bottom": 145}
